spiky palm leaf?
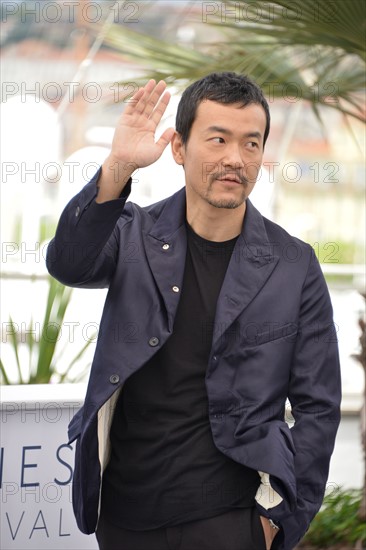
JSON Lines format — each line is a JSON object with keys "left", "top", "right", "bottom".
{"left": 102, "top": 0, "right": 365, "bottom": 122}
{"left": 0, "top": 277, "right": 94, "bottom": 385}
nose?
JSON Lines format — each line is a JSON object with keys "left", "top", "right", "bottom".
{"left": 222, "top": 143, "right": 244, "bottom": 170}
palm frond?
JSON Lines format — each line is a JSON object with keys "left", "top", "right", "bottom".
{"left": 0, "top": 358, "right": 10, "bottom": 385}
{"left": 34, "top": 278, "right": 73, "bottom": 384}
{"left": 59, "top": 335, "right": 96, "bottom": 383}
{"left": 8, "top": 317, "right": 23, "bottom": 384}
{"left": 220, "top": 0, "right": 365, "bottom": 57}
{"left": 101, "top": 0, "right": 365, "bottom": 123}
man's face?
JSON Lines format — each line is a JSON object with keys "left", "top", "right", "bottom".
{"left": 172, "top": 100, "right": 266, "bottom": 210}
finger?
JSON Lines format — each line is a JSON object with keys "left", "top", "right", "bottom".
{"left": 132, "top": 80, "right": 160, "bottom": 116}
{"left": 149, "top": 91, "right": 171, "bottom": 126}
{"left": 122, "top": 87, "right": 144, "bottom": 116}
{"left": 133, "top": 80, "right": 167, "bottom": 119}
{"left": 141, "top": 80, "right": 168, "bottom": 119}
{"left": 155, "top": 127, "right": 175, "bottom": 152}
{"left": 123, "top": 80, "right": 156, "bottom": 116}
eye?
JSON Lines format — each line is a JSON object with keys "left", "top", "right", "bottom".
{"left": 247, "top": 141, "right": 259, "bottom": 148}
{"left": 211, "top": 137, "right": 225, "bottom": 143}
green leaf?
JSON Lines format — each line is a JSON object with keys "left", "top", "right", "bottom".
{"left": 302, "top": 488, "right": 366, "bottom": 545}
{"left": 27, "top": 317, "right": 35, "bottom": 381}
{"left": 0, "top": 358, "right": 10, "bottom": 385}
{"left": 2, "top": 273, "right": 93, "bottom": 384}
{"left": 8, "top": 317, "right": 23, "bottom": 385}
{"left": 102, "top": 0, "right": 366, "bottom": 124}
{"left": 59, "top": 334, "right": 96, "bottom": 383}
{"left": 35, "top": 279, "right": 72, "bottom": 383}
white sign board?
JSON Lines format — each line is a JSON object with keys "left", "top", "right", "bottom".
{"left": 0, "top": 384, "right": 97, "bottom": 550}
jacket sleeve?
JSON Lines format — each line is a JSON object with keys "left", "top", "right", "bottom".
{"left": 260, "top": 248, "right": 341, "bottom": 550}
{"left": 46, "top": 168, "right": 132, "bottom": 288}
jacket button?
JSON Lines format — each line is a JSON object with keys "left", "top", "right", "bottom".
{"left": 162, "top": 243, "right": 170, "bottom": 250}
{"left": 109, "top": 374, "right": 119, "bottom": 384}
{"left": 148, "top": 336, "right": 159, "bottom": 347}
{"left": 172, "top": 286, "right": 180, "bottom": 293}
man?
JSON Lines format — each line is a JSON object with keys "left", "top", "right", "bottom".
{"left": 47, "top": 73, "right": 341, "bottom": 550}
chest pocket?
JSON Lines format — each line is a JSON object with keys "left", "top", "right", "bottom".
{"left": 244, "top": 322, "right": 298, "bottom": 347}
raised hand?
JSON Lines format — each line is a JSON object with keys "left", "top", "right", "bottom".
{"left": 97, "top": 79, "right": 175, "bottom": 203}
{"left": 112, "top": 79, "right": 174, "bottom": 168}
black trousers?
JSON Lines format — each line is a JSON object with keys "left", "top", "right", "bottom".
{"left": 95, "top": 507, "right": 266, "bottom": 550}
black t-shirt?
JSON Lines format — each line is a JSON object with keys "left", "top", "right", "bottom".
{"left": 101, "top": 223, "right": 260, "bottom": 529}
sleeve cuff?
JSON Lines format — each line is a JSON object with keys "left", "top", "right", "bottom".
{"left": 255, "top": 471, "right": 283, "bottom": 509}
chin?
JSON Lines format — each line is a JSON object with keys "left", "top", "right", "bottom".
{"left": 205, "top": 190, "right": 247, "bottom": 209}
{"left": 206, "top": 197, "right": 246, "bottom": 210}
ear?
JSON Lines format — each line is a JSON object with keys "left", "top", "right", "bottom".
{"left": 171, "top": 131, "right": 185, "bottom": 166}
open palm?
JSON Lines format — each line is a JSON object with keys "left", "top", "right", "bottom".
{"left": 111, "top": 79, "right": 175, "bottom": 169}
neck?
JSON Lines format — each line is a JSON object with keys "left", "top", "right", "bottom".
{"left": 186, "top": 200, "right": 246, "bottom": 242}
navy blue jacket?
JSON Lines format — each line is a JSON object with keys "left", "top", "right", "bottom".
{"left": 46, "top": 170, "right": 341, "bottom": 550}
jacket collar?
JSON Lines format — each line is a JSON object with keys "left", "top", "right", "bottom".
{"left": 147, "top": 187, "right": 187, "bottom": 241}
{"left": 144, "top": 188, "right": 188, "bottom": 331}
{"left": 147, "top": 186, "right": 273, "bottom": 252}
{"left": 144, "top": 187, "right": 280, "bottom": 336}
{"left": 213, "top": 198, "right": 280, "bottom": 345}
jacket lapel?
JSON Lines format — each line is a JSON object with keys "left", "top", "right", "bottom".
{"left": 143, "top": 190, "right": 279, "bottom": 338}
{"left": 212, "top": 200, "right": 279, "bottom": 345}
{"left": 143, "top": 188, "right": 187, "bottom": 332}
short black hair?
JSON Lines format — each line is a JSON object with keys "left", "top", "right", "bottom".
{"left": 176, "top": 72, "right": 270, "bottom": 147}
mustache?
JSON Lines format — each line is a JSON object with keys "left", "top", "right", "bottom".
{"left": 210, "top": 170, "right": 249, "bottom": 186}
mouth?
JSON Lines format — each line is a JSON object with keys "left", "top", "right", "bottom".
{"left": 212, "top": 170, "right": 247, "bottom": 185}
{"left": 217, "top": 176, "right": 242, "bottom": 185}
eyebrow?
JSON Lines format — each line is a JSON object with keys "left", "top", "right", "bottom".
{"left": 206, "top": 126, "right": 262, "bottom": 140}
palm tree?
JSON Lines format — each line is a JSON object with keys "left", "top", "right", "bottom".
{"left": 103, "top": 0, "right": 365, "bottom": 123}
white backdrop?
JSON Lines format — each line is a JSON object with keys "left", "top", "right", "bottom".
{"left": 0, "top": 384, "right": 98, "bottom": 550}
